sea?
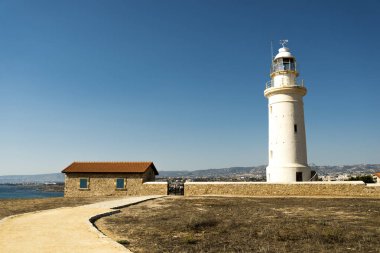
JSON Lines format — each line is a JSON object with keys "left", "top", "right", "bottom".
{"left": 0, "top": 184, "right": 63, "bottom": 199}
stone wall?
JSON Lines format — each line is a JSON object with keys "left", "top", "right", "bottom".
{"left": 64, "top": 172, "right": 167, "bottom": 197}
{"left": 141, "top": 182, "right": 168, "bottom": 195}
{"left": 184, "top": 181, "right": 380, "bottom": 198}
{"left": 143, "top": 169, "right": 156, "bottom": 182}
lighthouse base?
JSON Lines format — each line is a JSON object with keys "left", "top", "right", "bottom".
{"left": 266, "top": 164, "right": 311, "bottom": 183}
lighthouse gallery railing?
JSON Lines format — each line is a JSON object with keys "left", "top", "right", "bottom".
{"left": 265, "top": 79, "right": 304, "bottom": 89}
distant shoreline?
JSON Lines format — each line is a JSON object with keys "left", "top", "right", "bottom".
{"left": 0, "top": 183, "right": 64, "bottom": 192}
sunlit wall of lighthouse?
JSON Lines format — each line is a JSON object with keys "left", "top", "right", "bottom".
{"left": 264, "top": 41, "right": 311, "bottom": 182}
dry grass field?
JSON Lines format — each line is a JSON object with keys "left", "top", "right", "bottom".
{"left": 96, "top": 196, "right": 380, "bottom": 253}
{"left": 0, "top": 197, "right": 116, "bottom": 220}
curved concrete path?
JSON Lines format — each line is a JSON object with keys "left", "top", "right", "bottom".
{"left": 0, "top": 196, "right": 162, "bottom": 253}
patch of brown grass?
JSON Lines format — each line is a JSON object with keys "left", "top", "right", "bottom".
{"left": 96, "top": 197, "right": 380, "bottom": 253}
{"left": 0, "top": 197, "right": 117, "bottom": 219}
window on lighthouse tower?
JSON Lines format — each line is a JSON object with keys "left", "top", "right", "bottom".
{"left": 282, "top": 58, "right": 295, "bottom": 71}
{"left": 272, "top": 58, "right": 296, "bottom": 72}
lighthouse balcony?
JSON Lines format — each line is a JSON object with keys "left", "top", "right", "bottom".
{"left": 265, "top": 79, "right": 304, "bottom": 89}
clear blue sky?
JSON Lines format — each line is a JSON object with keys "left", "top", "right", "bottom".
{"left": 0, "top": 0, "right": 379, "bottom": 175}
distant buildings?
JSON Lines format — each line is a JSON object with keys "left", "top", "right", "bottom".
{"left": 319, "top": 174, "right": 350, "bottom": 181}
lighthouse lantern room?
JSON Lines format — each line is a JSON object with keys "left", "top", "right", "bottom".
{"left": 264, "top": 40, "right": 311, "bottom": 183}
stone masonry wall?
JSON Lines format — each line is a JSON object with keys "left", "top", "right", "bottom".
{"left": 143, "top": 169, "right": 156, "bottom": 182}
{"left": 141, "top": 182, "right": 168, "bottom": 195}
{"left": 184, "top": 182, "right": 380, "bottom": 198}
{"left": 64, "top": 173, "right": 167, "bottom": 197}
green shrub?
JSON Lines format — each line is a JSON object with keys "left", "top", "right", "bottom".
{"left": 348, "top": 175, "right": 375, "bottom": 184}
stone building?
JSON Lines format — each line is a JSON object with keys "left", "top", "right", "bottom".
{"left": 62, "top": 162, "right": 167, "bottom": 197}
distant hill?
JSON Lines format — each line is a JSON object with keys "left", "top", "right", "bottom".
{"left": 1, "top": 164, "right": 379, "bottom": 183}
{"left": 0, "top": 173, "right": 64, "bottom": 184}
{"left": 310, "top": 164, "right": 380, "bottom": 175}
{"left": 158, "top": 166, "right": 267, "bottom": 178}
{"left": 157, "top": 164, "right": 380, "bottom": 178}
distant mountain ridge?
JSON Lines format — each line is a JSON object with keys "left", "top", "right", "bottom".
{"left": 0, "top": 164, "right": 379, "bottom": 183}
{"left": 157, "top": 164, "right": 380, "bottom": 178}
{"left": 0, "top": 173, "right": 65, "bottom": 184}
{"left": 158, "top": 165, "right": 267, "bottom": 178}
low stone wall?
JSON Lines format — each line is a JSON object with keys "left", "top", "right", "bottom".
{"left": 141, "top": 182, "right": 168, "bottom": 196}
{"left": 184, "top": 181, "right": 380, "bottom": 198}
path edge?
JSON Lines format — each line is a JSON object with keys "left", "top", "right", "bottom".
{"left": 87, "top": 196, "right": 166, "bottom": 252}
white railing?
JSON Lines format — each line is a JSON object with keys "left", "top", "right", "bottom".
{"left": 265, "top": 79, "right": 304, "bottom": 89}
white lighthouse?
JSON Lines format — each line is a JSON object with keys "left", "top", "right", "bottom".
{"left": 264, "top": 40, "right": 311, "bottom": 182}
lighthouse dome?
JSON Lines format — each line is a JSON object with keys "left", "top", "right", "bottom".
{"left": 271, "top": 47, "right": 297, "bottom": 74}
{"left": 274, "top": 47, "right": 295, "bottom": 60}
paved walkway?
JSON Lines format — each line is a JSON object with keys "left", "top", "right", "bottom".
{"left": 0, "top": 196, "right": 162, "bottom": 253}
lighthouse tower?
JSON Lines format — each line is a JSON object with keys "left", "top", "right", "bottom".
{"left": 264, "top": 41, "right": 311, "bottom": 183}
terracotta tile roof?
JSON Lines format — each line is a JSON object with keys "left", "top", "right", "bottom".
{"left": 62, "top": 162, "right": 158, "bottom": 175}
{"left": 375, "top": 172, "right": 380, "bottom": 177}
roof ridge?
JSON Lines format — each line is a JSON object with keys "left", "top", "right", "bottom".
{"left": 62, "top": 161, "right": 158, "bottom": 175}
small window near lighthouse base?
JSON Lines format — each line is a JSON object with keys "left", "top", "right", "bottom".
{"left": 294, "top": 124, "right": 298, "bottom": 133}
{"left": 296, "top": 172, "right": 303, "bottom": 182}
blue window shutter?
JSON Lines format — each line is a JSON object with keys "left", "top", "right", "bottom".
{"left": 116, "top": 178, "right": 124, "bottom": 189}
{"left": 80, "top": 178, "right": 88, "bottom": 189}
